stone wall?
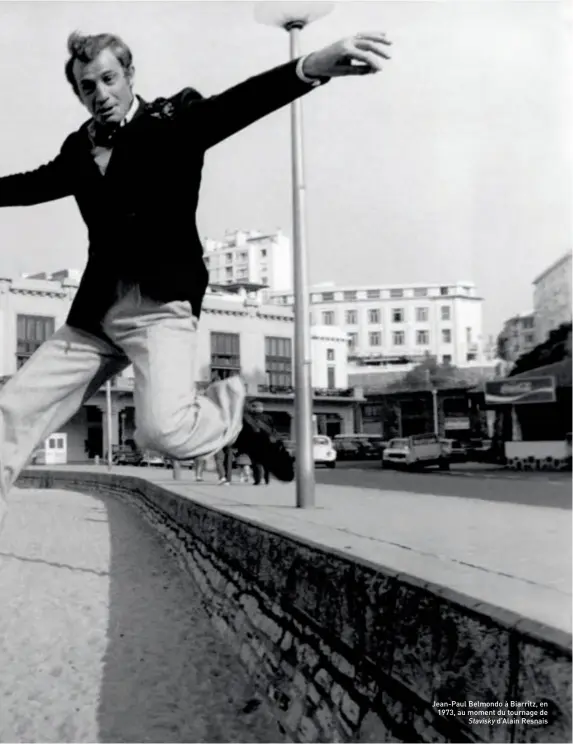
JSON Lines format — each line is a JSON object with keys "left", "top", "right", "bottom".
{"left": 18, "top": 470, "right": 572, "bottom": 743}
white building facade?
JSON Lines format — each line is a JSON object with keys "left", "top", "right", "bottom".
{"left": 0, "top": 271, "right": 361, "bottom": 462}
{"left": 269, "top": 281, "right": 485, "bottom": 368}
{"left": 533, "top": 251, "right": 572, "bottom": 344}
{"left": 203, "top": 229, "right": 292, "bottom": 292}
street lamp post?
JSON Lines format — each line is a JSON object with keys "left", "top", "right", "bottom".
{"left": 105, "top": 379, "right": 113, "bottom": 471}
{"left": 255, "top": 1, "right": 333, "bottom": 508}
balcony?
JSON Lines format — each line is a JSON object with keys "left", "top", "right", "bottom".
{"left": 256, "top": 384, "right": 358, "bottom": 399}
{"left": 99, "top": 378, "right": 210, "bottom": 394}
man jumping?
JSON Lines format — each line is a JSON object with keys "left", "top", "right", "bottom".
{"left": 0, "top": 29, "right": 391, "bottom": 523}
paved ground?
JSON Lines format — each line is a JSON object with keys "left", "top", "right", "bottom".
{"left": 0, "top": 488, "right": 285, "bottom": 744}
{"left": 316, "top": 461, "right": 572, "bottom": 509}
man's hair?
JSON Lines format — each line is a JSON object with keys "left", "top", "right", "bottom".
{"left": 65, "top": 31, "right": 133, "bottom": 95}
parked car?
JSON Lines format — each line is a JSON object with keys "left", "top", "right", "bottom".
{"left": 382, "top": 433, "right": 450, "bottom": 470}
{"left": 440, "top": 439, "right": 469, "bottom": 462}
{"left": 333, "top": 434, "right": 385, "bottom": 460}
{"left": 112, "top": 445, "right": 143, "bottom": 466}
{"left": 280, "top": 436, "right": 337, "bottom": 468}
{"left": 140, "top": 451, "right": 167, "bottom": 467}
{"left": 313, "top": 435, "right": 337, "bottom": 468}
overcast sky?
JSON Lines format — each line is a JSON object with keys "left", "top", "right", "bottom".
{"left": 0, "top": 0, "right": 570, "bottom": 338}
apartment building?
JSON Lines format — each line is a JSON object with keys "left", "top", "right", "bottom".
{"left": 269, "top": 280, "right": 484, "bottom": 368}
{"left": 497, "top": 311, "right": 537, "bottom": 363}
{"left": 533, "top": 251, "right": 572, "bottom": 344}
{"left": 203, "top": 229, "right": 292, "bottom": 292}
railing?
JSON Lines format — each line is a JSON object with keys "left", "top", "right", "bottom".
{"left": 257, "top": 384, "right": 356, "bottom": 398}
{"left": 99, "top": 377, "right": 210, "bottom": 393}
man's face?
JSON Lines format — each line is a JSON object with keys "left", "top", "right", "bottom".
{"left": 73, "top": 48, "right": 134, "bottom": 125}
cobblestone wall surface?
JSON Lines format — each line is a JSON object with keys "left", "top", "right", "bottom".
{"left": 18, "top": 470, "right": 572, "bottom": 743}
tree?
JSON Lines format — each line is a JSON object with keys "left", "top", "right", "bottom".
{"left": 387, "top": 354, "right": 466, "bottom": 392}
{"left": 510, "top": 322, "right": 572, "bottom": 376}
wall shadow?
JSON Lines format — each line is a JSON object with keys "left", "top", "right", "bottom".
{"left": 96, "top": 494, "right": 285, "bottom": 743}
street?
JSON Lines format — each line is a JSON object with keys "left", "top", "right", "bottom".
{"left": 315, "top": 461, "right": 572, "bottom": 510}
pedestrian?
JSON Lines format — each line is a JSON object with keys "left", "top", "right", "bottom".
{"left": 0, "top": 29, "right": 391, "bottom": 528}
{"left": 194, "top": 456, "right": 207, "bottom": 482}
{"left": 247, "top": 402, "right": 274, "bottom": 486}
{"left": 214, "top": 445, "right": 233, "bottom": 486}
{"left": 234, "top": 452, "right": 252, "bottom": 484}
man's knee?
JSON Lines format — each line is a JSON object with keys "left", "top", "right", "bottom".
{"left": 135, "top": 412, "right": 192, "bottom": 457}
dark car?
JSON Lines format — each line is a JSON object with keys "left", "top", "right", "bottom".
{"left": 112, "top": 445, "right": 143, "bottom": 466}
{"left": 333, "top": 435, "right": 385, "bottom": 460}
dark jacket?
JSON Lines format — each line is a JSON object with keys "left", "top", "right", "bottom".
{"left": 0, "top": 59, "right": 321, "bottom": 336}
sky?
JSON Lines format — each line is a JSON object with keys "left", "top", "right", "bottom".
{"left": 0, "top": 0, "right": 570, "bottom": 339}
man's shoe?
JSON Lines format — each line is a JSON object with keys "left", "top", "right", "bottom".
{"left": 235, "top": 412, "right": 295, "bottom": 483}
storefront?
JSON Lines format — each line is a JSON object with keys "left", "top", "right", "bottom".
{"left": 482, "top": 360, "right": 572, "bottom": 470}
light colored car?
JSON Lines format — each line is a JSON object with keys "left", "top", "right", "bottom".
{"left": 282, "top": 436, "right": 337, "bottom": 468}
{"left": 382, "top": 434, "right": 450, "bottom": 470}
{"left": 313, "top": 435, "right": 337, "bottom": 468}
{"left": 140, "top": 451, "right": 166, "bottom": 467}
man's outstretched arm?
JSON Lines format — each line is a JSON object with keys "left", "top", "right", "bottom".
{"left": 0, "top": 136, "right": 76, "bottom": 207}
{"left": 177, "top": 31, "right": 392, "bottom": 150}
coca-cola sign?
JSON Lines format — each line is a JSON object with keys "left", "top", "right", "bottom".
{"left": 484, "top": 376, "right": 556, "bottom": 405}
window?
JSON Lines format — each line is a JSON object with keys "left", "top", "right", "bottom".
{"left": 417, "top": 330, "right": 429, "bottom": 345}
{"left": 466, "top": 353, "right": 477, "bottom": 362}
{"left": 261, "top": 249, "right": 267, "bottom": 257}
{"left": 525, "top": 333, "right": 535, "bottom": 344}
{"left": 16, "top": 315, "right": 55, "bottom": 368}
{"left": 522, "top": 317, "right": 534, "bottom": 329}
{"left": 390, "top": 288, "right": 403, "bottom": 298}
{"left": 265, "top": 336, "right": 292, "bottom": 387}
{"left": 225, "top": 266, "right": 232, "bottom": 277}
{"left": 441, "top": 305, "right": 451, "bottom": 321}
{"left": 348, "top": 332, "right": 358, "bottom": 349}
{"left": 393, "top": 331, "right": 405, "bottom": 346}
{"left": 369, "top": 332, "right": 381, "bottom": 346}
{"left": 367, "top": 289, "right": 380, "bottom": 299}
{"left": 326, "top": 348, "right": 335, "bottom": 361}
{"left": 414, "top": 288, "right": 428, "bottom": 298}
{"left": 466, "top": 327, "right": 472, "bottom": 344}
{"left": 441, "top": 329, "right": 452, "bottom": 344}
{"left": 368, "top": 309, "right": 380, "bottom": 324}
{"left": 322, "top": 311, "right": 335, "bottom": 325}
{"left": 261, "top": 275, "right": 268, "bottom": 285}
{"left": 204, "top": 256, "right": 210, "bottom": 265}
{"left": 346, "top": 309, "right": 358, "bottom": 324}
{"left": 225, "top": 252, "right": 233, "bottom": 264}
{"left": 322, "top": 292, "right": 334, "bottom": 302}
{"left": 440, "top": 286, "right": 449, "bottom": 296}
{"left": 442, "top": 354, "right": 452, "bottom": 364}
{"left": 239, "top": 251, "right": 248, "bottom": 261}
{"left": 210, "top": 332, "right": 240, "bottom": 380}
{"left": 392, "top": 308, "right": 404, "bottom": 323}
{"left": 343, "top": 291, "right": 357, "bottom": 301}
{"left": 327, "top": 366, "right": 336, "bottom": 389}
{"left": 415, "top": 307, "right": 428, "bottom": 322}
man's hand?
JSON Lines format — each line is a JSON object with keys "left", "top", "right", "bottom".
{"left": 302, "top": 32, "right": 391, "bottom": 79}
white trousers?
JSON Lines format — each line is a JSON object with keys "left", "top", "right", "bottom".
{"left": 0, "top": 286, "right": 245, "bottom": 500}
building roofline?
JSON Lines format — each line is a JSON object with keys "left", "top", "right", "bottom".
{"left": 532, "top": 251, "right": 572, "bottom": 286}
{"left": 269, "top": 281, "right": 477, "bottom": 295}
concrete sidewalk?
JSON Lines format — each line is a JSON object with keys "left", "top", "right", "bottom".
{"left": 23, "top": 465, "right": 572, "bottom": 635}
{"left": 0, "top": 487, "right": 284, "bottom": 743}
